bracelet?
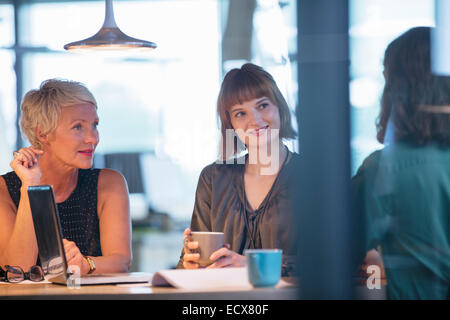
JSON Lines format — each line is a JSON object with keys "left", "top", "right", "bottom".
{"left": 84, "top": 256, "right": 96, "bottom": 274}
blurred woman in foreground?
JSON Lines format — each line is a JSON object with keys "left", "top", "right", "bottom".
{"left": 353, "top": 27, "right": 450, "bottom": 299}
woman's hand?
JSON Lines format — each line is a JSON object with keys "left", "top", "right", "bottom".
{"left": 207, "top": 244, "right": 246, "bottom": 268}
{"left": 9, "top": 147, "right": 44, "bottom": 187}
{"left": 182, "top": 228, "right": 201, "bottom": 269}
{"left": 182, "top": 228, "right": 246, "bottom": 269}
{"left": 356, "top": 249, "right": 386, "bottom": 284}
{"left": 63, "top": 239, "right": 90, "bottom": 275}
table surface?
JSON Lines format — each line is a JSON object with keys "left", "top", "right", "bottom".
{"left": 0, "top": 278, "right": 299, "bottom": 300}
{"left": 0, "top": 277, "right": 387, "bottom": 300}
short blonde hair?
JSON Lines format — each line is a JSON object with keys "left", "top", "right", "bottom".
{"left": 20, "top": 79, "right": 97, "bottom": 149}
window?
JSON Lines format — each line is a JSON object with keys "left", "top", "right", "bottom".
{"left": 19, "top": 1, "right": 221, "bottom": 221}
{"left": 0, "top": 4, "right": 15, "bottom": 173}
{"left": 2, "top": 0, "right": 298, "bottom": 273}
{"left": 350, "top": 0, "right": 435, "bottom": 173}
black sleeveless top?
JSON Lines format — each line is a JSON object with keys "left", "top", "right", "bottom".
{"left": 2, "top": 168, "right": 103, "bottom": 258}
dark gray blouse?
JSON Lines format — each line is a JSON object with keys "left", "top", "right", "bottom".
{"left": 179, "top": 150, "right": 300, "bottom": 275}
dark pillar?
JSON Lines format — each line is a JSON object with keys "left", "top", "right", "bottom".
{"left": 295, "top": 0, "right": 354, "bottom": 299}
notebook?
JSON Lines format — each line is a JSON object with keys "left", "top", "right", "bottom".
{"left": 27, "top": 185, "right": 152, "bottom": 286}
{"left": 151, "top": 267, "right": 293, "bottom": 290}
{"left": 151, "top": 267, "right": 252, "bottom": 289}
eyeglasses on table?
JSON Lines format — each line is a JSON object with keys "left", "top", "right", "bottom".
{"left": 0, "top": 265, "right": 44, "bottom": 283}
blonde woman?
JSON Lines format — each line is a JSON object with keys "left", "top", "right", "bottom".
{"left": 0, "top": 79, "right": 131, "bottom": 275}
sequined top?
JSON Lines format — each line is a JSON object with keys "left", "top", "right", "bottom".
{"left": 1, "top": 168, "right": 102, "bottom": 259}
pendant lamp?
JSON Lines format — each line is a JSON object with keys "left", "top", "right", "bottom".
{"left": 64, "top": 0, "right": 157, "bottom": 52}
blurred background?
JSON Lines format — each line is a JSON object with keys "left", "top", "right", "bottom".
{"left": 0, "top": 0, "right": 436, "bottom": 273}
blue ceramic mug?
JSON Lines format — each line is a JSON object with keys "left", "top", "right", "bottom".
{"left": 245, "top": 249, "right": 282, "bottom": 287}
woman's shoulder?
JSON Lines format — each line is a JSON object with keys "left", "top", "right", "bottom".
{"left": 199, "top": 158, "right": 243, "bottom": 179}
{"left": 0, "top": 171, "right": 21, "bottom": 192}
{"left": 353, "top": 149, "right": 384, "bottom": 179}
{"left": 97, "top": 168, "right": 126, "bottom": 187}
{"left": 78, "top": 167, "right": 126, "bottom": 194}
{"left": 0, "top": 173, "right": 9, "bottom": 195}
{"left": 281, "top": 150, "right": 300, "bottom": 173}
{"left": 0, "top": 172, "right": 19, "bottom": 209}
{"left": 289, "top": 150, "right": 301, "bottom": 163}
{"left": 354, "top": 142, "right": 435, "bottom": 175}
{"left": 1, "top": 171, "right": 20, "bottom": 185}
{"left": 95, "top": 168, "right": 128, "bottom": 204}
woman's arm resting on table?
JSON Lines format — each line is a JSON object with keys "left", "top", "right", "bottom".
{"left": 95, "top": 169, "right": 132, "bottom": 273}
{"left": 0, "top": 148, "right": 45, "bottom": 269}
{"left": 0, "top": 177, "right": 39, "bottom": 270}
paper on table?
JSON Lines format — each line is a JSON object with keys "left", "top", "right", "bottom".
{"left": 151, "top": 267, "right": 253, "bottom": 290}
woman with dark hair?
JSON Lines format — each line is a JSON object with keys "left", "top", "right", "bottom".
{"left": 353, "top": 27, "right": 450, "bottom": 299}
{"left": 376, "top": 27, "right": 450, "bottom": 145}
{"left": 178, "top": 63, "right": 299, "bottom": 275}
